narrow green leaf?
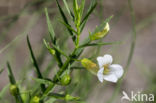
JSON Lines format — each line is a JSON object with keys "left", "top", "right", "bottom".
{"left": 51, "top": 43, "right": 69, "bottom": 59}
{"left": 43, "top": 39, "right": 50, "bottom": 49}
{"left": 55, "top": 0, "right": 76, "bottom": 41}
{"left": 80, "top": 0, "right": 85, "bottom": 16}
{"left": 79, "top": 41, "right": 120, "bottom": 48}
{"left": 59, "top": 19, "right": 77, "bottom": 34}
{"left": 65, "top": 94, "right": 80, "bottom": 101}
{"left": 43, "top": 38, "right": 63, "bottom": 68}
{"left": 43, "top": 39, "right": 56, "bottom": 55}
{"left": 53, "top": 50, "right": 63, "bottom": 68}
{"left": 27, "top": 35, "right": 45, "bottom": 92}
{"left": 80, "top": 19, "right": 87, "bottom": 33}
{"left": 41, "top": 83, "right": 55, "bottom": 100}
{"left": 91, "top": 16, "right": 113, "bottom": 35}
{"left": 33, "top": 78, "right": 53, "bottom": 85}
{"left": 48, "top": 93, "right": 65, "bottom": 99}
{"left": 80, "top": 0, "right": 97, "bottom": 25}
{"left": 7, "top": 62, "right": 16, "bottom": 84}
{"left": 63, "top": 0, "right": 74, "bottom": 20}
{"left": 45, "top": 8, "right": 56, "bottom": 43}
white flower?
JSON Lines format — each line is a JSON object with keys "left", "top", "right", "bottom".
{"left": 97, "top": 54, "right": 124, "bottom": 83}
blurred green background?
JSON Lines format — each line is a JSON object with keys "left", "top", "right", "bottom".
{"left": 0, "top": 0, "right": 156, "bottom": 103}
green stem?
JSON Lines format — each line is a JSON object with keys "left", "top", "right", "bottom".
{"left": 76, "top": 23, "right": 81, "bottom": 48}
{"left": 41, "top": 48, "right": 78, "bottom": 100}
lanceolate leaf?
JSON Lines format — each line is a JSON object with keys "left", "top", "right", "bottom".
{"left": 45, "top": 8, "right": 56, "bottom": 43}
{"left": 80, "top": 0, "right": 85, "bottom": 17}
{"left": 79, "top": 41, "right": 121, "bottom": 48}
{"left": 80, "top": 0, "right": 97, "bottom": 32}
{"left": 48, "top": 93, "right": 65, "bottom": 99}
{"left": 7, "top": 62, "right": 16, "bottom": 84}
{"left": 55, "top": 0, "right": 76, "bottom": 42}
{"left": 33, "top": 78, "right": 53, "bottom": 85}
{"left": 27, "top": 36, "right": 46, "bottom": 92}
{"left": 91, "top": 16, "right": 113, "bottom": 35}
{"left": 59, "top": 20, "right": 77, "bottom": 34}
{"left": 43, "top": 38, "right": 63, "bottom": 68}
{"left": 62, "top": 0, "right": 74, "bottom": 20}
{"left": 80, "top": 0, "right": 97, "bottom": 25}
{"left": 51, "top": 43, "right": 69, "bottom": 59}
{"left": 80, "top": 19, "right": 87, "bottom": 33}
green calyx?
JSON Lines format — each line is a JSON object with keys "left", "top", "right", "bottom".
{"left": 9, "top": 85, "right": 18, "bottom": 96}
{"left": 81, "top": 58, "right": 98, "bottom": 75}
{"left": 65, "top": 94, "right": 80, "bottom": 101}
{"left": 90, "top": 23, "right": 110, "bottom": 41}
{"left": 31, "top": 96, "right": 40, "bottom": 103}
{"left": 60, "top": 74, "right": 71, "bottom": 86}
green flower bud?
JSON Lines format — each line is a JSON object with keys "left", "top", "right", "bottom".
{"left": 49, "top": 49, "right": 55, "bottom": 55}
{"left": 60, "top": 74, "right": 71, "bottom": 86}
{"left": 9, "top": 85, "right": 18, "bottom": 96}
{"left": 65, "top": 94, "right": 80, "bottom": 101}
{"left": 43, "top": 39, "right": 55, "bottom": 55}
{"left": 90, "top": 23, "right": 110, "bottom": 40}
{"left": 81, "top": 58, "right": 98, "bottom": 75}
{"left": 31, "top": 96, "right": 40, "bottom": 103}
{"left": 21, "top": 93, "right": 27, "bottom": 102}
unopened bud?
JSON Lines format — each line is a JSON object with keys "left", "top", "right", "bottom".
{"left": 31, "top": 96, "right": 40, "bottom": 103}
{"left": 65, "top": 94, "right": 80, "bottom": 101}
{"left": 90, "top": 23, "right": 110, "bottom": 40}
{"left": 49, "top": 49, "right": 55, "bottom": 55}
{"left": 81, "top": 58, "right": 98, "bottom": 75}
{"left": 60, "top": 74, "right": 71, "bottom": 86}
{"left": 9, "top": 85, "right": 18, "bottom": 96}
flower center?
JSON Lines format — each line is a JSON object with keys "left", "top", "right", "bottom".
{"left": 103, "top": 64, "right": 110, "bottom": 75}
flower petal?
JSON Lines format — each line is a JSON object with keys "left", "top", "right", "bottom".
{"left": 97, "top": 68, "right": 104, "bottom": 83}
{"left": 97, "top": 57, "right": 105, "bottom": 68}
{"left": 103, "top": 54, "right": 113, "bottom": 65}
{"left": 103, "top": 74, "right": 118, "bottom": 83}
{"left": 109, "top": 64, "right": 124, "bottom": 79}
{"left": 97, "top": 54, "right": 113, "bottom": 68}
